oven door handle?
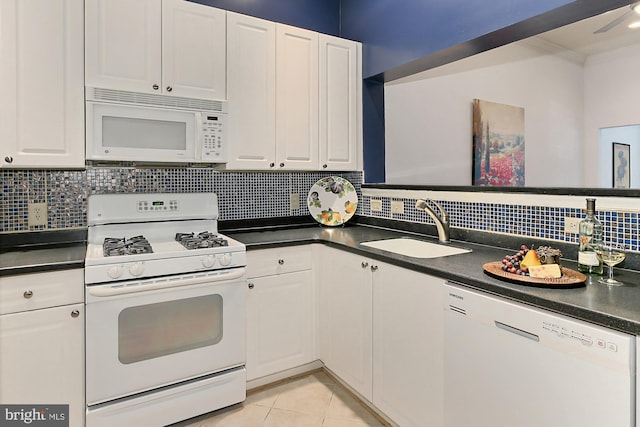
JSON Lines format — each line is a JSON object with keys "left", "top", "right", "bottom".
{"left": 87, "top": 267, "right": 246, "bottom": 297}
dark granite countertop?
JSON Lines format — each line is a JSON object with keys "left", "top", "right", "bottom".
{"left": 227, "top": 224, "right": 640, "bottom": 336}
{"left": 0, "top": 230, "right": 86, "bottom": 276}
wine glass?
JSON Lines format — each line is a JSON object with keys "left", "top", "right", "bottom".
{"left": 596, "top": 243, "right": 626, "bottom": 286}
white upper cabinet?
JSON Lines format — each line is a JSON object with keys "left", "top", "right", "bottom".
{"left": 162, "top": 0, "right": 226, "bottom": 99}
{"left": 275, "top": 24, "right": 319, "bottom": 170}
{"left": 319, "top": 34, "right": 361, "bottom": 171}
{"left": 85, "top": 0, "right": 226, "bottom": 100}
{"left": 0, "top": 0, "right": 85, "bottom": 168}
{"left": 224, "top": 12, "right": 361, "bottom": 171}
{"left": 225, "top": 12, "right": 276, "bottom": 169}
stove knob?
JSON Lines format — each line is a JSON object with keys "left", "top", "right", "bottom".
{"left": 202, "top": 255, "right": 216, "bottom": 268}
{"left": 107, "top": 265, "right": 123, "bottom": 279}
{"left": 129, "top": 262, "right": 145, "bottom": 277}
{"left": 219, "top": 253, "right": 232, "bottom": 266}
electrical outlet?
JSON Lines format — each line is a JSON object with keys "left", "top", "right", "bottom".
{"left": 28, "top": 202, "right": 48, "bottom": 227}
{"left": 370, "top": 199, "right": 383, "bottom": 212}
{"left": 564, "top": 216, "right": 581, "bottom": 234}
{"left": 391, "top": 200, "right": 405, "bottom": 214}
{"left": 290, "top": 193, "right": 300, "bottom": 210}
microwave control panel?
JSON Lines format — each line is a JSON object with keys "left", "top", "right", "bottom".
{"left": 200, "top": 113, "right": 227, "bottom": 162}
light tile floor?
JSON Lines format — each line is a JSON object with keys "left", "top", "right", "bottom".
{"left": 171, "top": 370, "right": 388, "bottom": 427}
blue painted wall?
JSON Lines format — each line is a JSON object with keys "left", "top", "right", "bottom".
{"left": 340, "top": 0, "right": 575, "bottom": 78}
{"left": 188, "top": 0, "right": 340, "bottom": 36}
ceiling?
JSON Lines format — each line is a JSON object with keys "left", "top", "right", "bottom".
{"left": 536, "top": 4, "right": 640, "bottom": 57}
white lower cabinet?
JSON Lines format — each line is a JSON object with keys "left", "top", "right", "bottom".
{"left": 318, "top": 246, "right": 444, "bottom": 426}
{"left": 0, "top": 269, "right": 84, "bottom": 427}
{"left": 318, "top": 247, "right": 373, "bottom": 401}
{"left": 372, "top": 264, "right": 444, "bottom": 427}
{"left": 245, "top": 244, "right": 444, "bottom": 425}
{"left": 246, "top": 246, "right": 315, "bottom": 381}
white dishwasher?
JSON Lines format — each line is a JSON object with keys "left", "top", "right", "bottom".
{"left": 444, "top": 282, "right": 635, "bottom": 427}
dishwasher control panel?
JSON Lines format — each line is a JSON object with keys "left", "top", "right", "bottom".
{"left": 542, "top": 321, "right": 618, "bottom": 352}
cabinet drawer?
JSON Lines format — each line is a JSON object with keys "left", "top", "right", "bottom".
{"left": 246, "top": 245, "right": 312, "bottom": 278}
{"left": 0, "top": 269, "right": 84, "bottom": 315}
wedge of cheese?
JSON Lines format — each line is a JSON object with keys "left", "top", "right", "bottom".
{"left": 528, "top": 264, "right": 562, "bottom": 279}
{"left": 521, "top": 249, "right": 541, "bottom": 268}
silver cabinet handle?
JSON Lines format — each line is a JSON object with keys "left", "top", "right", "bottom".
{"left": 322, "top": 164, "right": 328, "bottom": 169}
{"left": 269, "top": 162, "right": 275, "bottom": 168}
{"left": 361, "top": 262, "right": 369, "bottom": 269}
{"left": 248, "top": 283, "right": 254, "bottom": 289}
{"left": 4, "top": 156, "right": 13, "bottom": 164}
{"left": 23, "top": 290, "right": 33, "bottom": 299}
{"left": 152, "top": 84, "right": 159, "bottom": 90}
{"left": 370, "top": 265, "right": 378, "bottom": 272}
{"left": 279, "top": 162, "right": 285, "bottom": 168}
{"left": 278, "top": 259, "right": 284, "bottom": 265}
{"left": 71, "top": 310, "right": 80, "bottom": 318}
{"left": 166, "top": 86, "right": 173, "bottom": 92}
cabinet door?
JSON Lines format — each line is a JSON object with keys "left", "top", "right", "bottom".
{"left": 0, "top": 0, "right": 84, "bottom": 168}
{"left": 372, "top": 265, "right": 444, "bottom": 427}
{"left": 319, "top": 35, "right": 360, "bottom": 171}
{"left": 275, "top": 24, "right": 319, "bottom": 170}
{"left": 225, "top": 12, "right": 276, "bottom": 170}
{"left": 0, "top": 304, "right": 84, "bottom": 427}
{"left": 162, "top": 0, "right": 226, "bottom": 100}
{"left": 319, "top": 248, "right": 372, "bottom": 401}
{"left": 85, "top": 0, "right": 162, "bottom": 93}
{"left": 246, "top": 270, "right": 314, "bottom": 381}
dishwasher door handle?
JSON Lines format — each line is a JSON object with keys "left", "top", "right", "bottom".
{"left": 495, "top": 321, "right": 540, "bottom": 342}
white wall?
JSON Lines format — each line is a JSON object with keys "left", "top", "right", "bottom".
{"left": 584, "top": 43, "right": 640, "bottom": 188}
{"left": 384, "top": 42, "right": 585, "bottom": 186}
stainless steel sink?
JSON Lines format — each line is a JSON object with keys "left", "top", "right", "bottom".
{"left": 360, "top": 238, "right": 471, "bottom": 258}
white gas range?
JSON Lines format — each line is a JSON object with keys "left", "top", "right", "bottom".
{"left": 84, "top": 193, "right": 247, "bottom": 427}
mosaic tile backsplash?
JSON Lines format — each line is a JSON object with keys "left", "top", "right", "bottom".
{"left": 0, "top": 168, "right": 363, "bottom": 233}
{"left": 358, "top": 194, "right": 640, "bottom": 254}
{"left": 2, "top": 168, "right": 639, "bottom": 255}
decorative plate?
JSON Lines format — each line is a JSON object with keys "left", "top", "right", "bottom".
{"left": 483, "top": 261, "right": 587, "bottom": 288}
{"left": 307, "top": 176, "right": 358, "bottom": 226}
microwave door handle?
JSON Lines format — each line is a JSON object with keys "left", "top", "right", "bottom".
{"left": 87, "top": 267, "right": 246, "bottom": 297}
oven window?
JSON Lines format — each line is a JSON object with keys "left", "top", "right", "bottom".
{"left": 118, "top": 295, "right": 223, "bottom": 364}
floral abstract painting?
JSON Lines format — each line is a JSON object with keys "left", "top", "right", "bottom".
{"left": 472, "top": 99, "right": 525, "bottom": 186}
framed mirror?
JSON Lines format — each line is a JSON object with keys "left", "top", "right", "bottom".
{"left": 382, "top": 2, "right": 640, "bottom": 190}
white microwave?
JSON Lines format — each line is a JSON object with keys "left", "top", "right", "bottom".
{"left": 86, "top": 88, "right": 227, "bottom": 164}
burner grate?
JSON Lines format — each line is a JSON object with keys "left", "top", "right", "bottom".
{"left": 103, "top": 236, "right": 153, "bottom": 257}
{"left": 175, "top": 231, "right": 229, "bottom": 250}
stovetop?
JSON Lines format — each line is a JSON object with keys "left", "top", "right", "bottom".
{"left": 85, "top": 193, "right": 246, "bottom": 285}
{"left": 175, "top": 231, "right": 229, "bottom": 250}
{"left": 103, "top": 236, "right": 154, "bottom": 257}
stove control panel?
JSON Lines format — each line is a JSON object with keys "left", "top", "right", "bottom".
{"left": 85, "top": 250, "right": 247, "bottom": 285}
{"left": 138, "top": 199, "right": 179, "bottom": 212}
{"left": 88, "top": 193, "right": 219, "bottom": 225}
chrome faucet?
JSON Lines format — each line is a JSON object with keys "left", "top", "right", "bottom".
{"left": 415, "top": 199, "right": 450, "bottom": 243}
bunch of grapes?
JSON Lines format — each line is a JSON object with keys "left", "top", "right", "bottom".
{"left": 501, "top": 245, "right": 530, "bottom": 276}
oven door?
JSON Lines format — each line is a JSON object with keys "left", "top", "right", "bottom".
{"left": 85, "top": 268, "right": 246, "bottom": 406}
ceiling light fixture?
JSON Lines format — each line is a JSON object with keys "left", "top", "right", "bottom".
{"left": 633, "top": 2, "right": 640, "bottom": 14}
{"left": 628, "top": 20, "right": 640, "bottom": 29}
